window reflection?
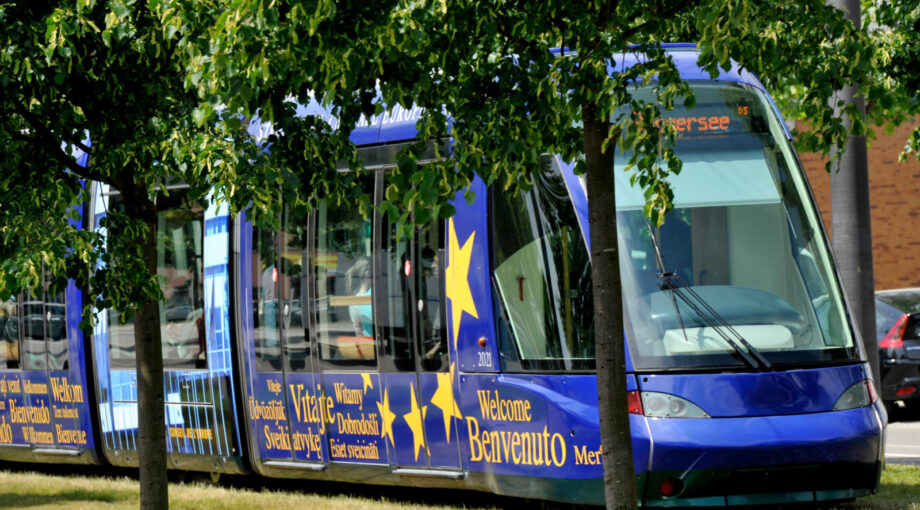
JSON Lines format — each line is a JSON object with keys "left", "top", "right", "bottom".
{"left": 315, "top": 178, "right": 376, "bottom": 363}
{"left": 382, "top": 221, "right": 411, "bottom": 368}
{"left": 45, "top": 289, "right": 67, "bottom": 370}
{"left": 490, "top": 156, "right": 595, "bottom": 370}
{"left": 106, "top": 195, "right": 207, "bottom": 369}
{"left": 0, "top": 297, "right": 19, "bottom": 369}
{"left": 0, "top": 272, "right": 69, "bottom": 371}
{"left": 252, "top": 225, "right": 281, "bottom": 371}
{"left": 159, "top": 204, "right": 205, "bottom": 368}
{"left": 281, "top": 205, "right": 308, "bottom": 372}
{"left": 21, "top": 275, "right": 67, "bottom": 370}
{"left": 418, "top": 224, "right": 447, "bottom": 372}
{"left": 21, "top": 294, "right": 47, "bottom": 370}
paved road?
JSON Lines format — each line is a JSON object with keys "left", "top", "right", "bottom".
{"left": 886, "top": 409, "right": 920, "bottom": 465}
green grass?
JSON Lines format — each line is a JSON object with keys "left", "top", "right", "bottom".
{"left": 0, "top": 468, "right": 501, "bottom": 510}
{"left": 0, "top": 465, "right": 918, "bottom": 509}
{"left": 832, "top": 464, "right": 920, "bottom": 510}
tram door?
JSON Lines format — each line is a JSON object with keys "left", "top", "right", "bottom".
{"left": 379, "top": 216, "right": 462, "bottom": 473}
{"left": 250, "top": 205, "right": 328, "bottom": 468}
{"left": 310, "top": 183, "right": 383, "bottom": 468}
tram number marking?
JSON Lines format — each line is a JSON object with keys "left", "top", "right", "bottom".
{"left": 477, "top": 351, "right": 492, "bottom": 367}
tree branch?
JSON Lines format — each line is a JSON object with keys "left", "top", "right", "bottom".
{"left": 65, "top": 134, "right": 92, "bottom": 155}
{"left": 11, "top": 101, "right": 106, "bottom": 183}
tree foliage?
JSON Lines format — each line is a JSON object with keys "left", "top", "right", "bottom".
{"left": 2, "top": 0, "right": 234, "bottom": 308}
{"left": 0, "top": 2, "right": 259, "bottom": 508}
{"left": 0, "top": 0, "right": 903, "bottom": 508}
{"left": 157, "top": 0, "right": 888, "bottom": 224}
{"left": 769, "top": 0, "right": 920, "bottom": 165}
{"left": 866, "top": 0, "right": 920, "bottom": 159}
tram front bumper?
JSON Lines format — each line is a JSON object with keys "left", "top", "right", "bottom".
{"left": 639, "top": 405, "right": 883, "bottom": 507}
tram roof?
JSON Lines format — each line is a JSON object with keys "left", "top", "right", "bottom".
{"left": 610, "top": 43, "right": 769, "bottom": 91}
{"left": 248, "top": 45, "right": 772, "bottom": 146}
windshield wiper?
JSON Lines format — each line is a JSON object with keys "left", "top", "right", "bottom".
{"left": 647, "top": 222, "right": 772, "bottom": 371}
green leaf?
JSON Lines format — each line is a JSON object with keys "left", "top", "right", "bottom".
{"left": 111, "top": 1, "right": 130, "bottom": 19}
{"left": 192, "top": 108, "right": 208, "bottom": 126}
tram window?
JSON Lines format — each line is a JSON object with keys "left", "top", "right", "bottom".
{"left": 252, "top": 225, "right": 282, "bottom": 371}
{"left": 159, "top": 203, "right": 206, "bottom": 368}
{"left": 314, "top": 178, "right": 376, "bottom": 365}
{"left": 0, "top": 271, "right": 68, "bottom": 371}
{"left": 490, "top": 156, "right": 595, "bottom": 370}
{"left": 106, "top": 194, "right": 206, "bottom": 369}
{"left": 45, "top": 287, "right": 67, "bottom": 370}
{"left": 21, "top": 293, "right": 47, "bottom": 370}
{"left": 21, "top": 296, "right": 66, "bottom": 370}
{"left": 22, "top": 275, "right": 68, "bottom": 371}
{"left": 281, "top": 204, "right": 309, "bottom": 372}
{"left": 611, "top": 83, "right": 856, "bottom": 370}
{"left": 417, "top": 223, "right": 448, "bottom": 372}
{"left": 381, "top": 220, "right": 413, "bottom": 369}
{"left": 0, "top": 297, "right": 19, "bottom": 368}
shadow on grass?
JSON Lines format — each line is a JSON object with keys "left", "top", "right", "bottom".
{"left": 0, "top": 463, "right": 140, "bottom": 508}
{"left": 1, "top": 461, "right": 915, "bottom": 510}
{"left": 218, "top": 474, "right": 528, "bottom": 510}
{"left": 0, "top": 487, "right": 136, "bottom": 508}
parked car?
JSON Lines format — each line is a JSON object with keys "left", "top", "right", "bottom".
{"left": 875, "top": 288, "right": 920, "bottom": 411}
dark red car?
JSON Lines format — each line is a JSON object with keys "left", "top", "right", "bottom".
{"left": 876, "top": 288, "right": 920, "bottom": 412}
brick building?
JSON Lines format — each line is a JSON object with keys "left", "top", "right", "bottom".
{"left": 799, "top": 123, "right": 920, "bottom": 291}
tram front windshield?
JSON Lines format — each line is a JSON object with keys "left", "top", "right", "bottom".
{"left": 614, "top": 83, "right": 858, "bottom": 370}
{"left": 490, "top": 82, "right": 859, "bottom": 371}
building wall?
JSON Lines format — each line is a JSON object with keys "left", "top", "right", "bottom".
{"left": 798, "top": 122, "right": 920, "bottom": 291}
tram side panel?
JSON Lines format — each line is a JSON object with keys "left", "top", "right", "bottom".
{"left": 237, "top": 214, "right": 287, "bottom": 468}
{"left": 0, "top": 279, "right": 98, "bottom": 463}
{"left": 445, "top": 178, "right": 616, "bottom": 504}
{"left": 238, "top": 202, "right": 397, "bottom": 475}
{"left": 89, "top": 184, "right": 245, "bottom": 473}
{"left": 0, "top": 173, "right": 98, "bottom": 463}
{"left": 237, "top": 210, "right": 337, "bottom": 474}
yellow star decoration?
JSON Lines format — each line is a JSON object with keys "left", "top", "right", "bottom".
{"left": 445, "top": 218, "right": 478, "bottom": 351}
{"left": 377, "top": 388, "right": 397, "bottom": 448}
{"left": 429, "top": 363, "right": 462, "bottom": 443}
{"left": 361, "top": 373, "right": 374, "bottom": 394}
{"left": 403, "top": 383, "right": 428, "bottom": 461}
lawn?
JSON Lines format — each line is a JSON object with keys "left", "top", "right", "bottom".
{"left": 835, "top": 464, "right": 920, "bottom": 510}
{"left": 0, "top": 466, "right": 502, "bottom": 510}
{"left": 0, "top": 464, "right": 916, "bottom": 509}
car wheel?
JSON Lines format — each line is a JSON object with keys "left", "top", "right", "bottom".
{"left": 884, "top": 400, "right": 898, "bottom": 420}
{"left": 900, "top": 399, "right": 920, "bottom": 418}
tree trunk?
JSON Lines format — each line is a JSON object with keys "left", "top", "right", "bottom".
{"left": 131, "top": 198, "right": 169, "bottom": 509}
{"left": 584, "top": 102, "right": 637, "bottom": 510}
{"left": 829, "top": 0, "right": 880, "bottom": 392}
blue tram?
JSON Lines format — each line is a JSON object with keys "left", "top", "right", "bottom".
{"left": 0, "top": 145, "right": 97, "bottom": 464}
{"left": 0, "top": 47, "right": 885, "bottom": 507}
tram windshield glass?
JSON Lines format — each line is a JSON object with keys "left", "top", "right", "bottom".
{"left": 612, "top": 82, "right": 858, "bottom": 370}
{"left": 491, "top": 156, "right": 595, "bottom": 370}
{"left": 491, "top": 82, "right": 859, "bottom": 371}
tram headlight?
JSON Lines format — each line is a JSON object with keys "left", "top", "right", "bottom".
{"left": 640, "top": 392, "right": 710, "bottom": 418}
{"left": 833, "top": 379, "right": 878, "bottom": 411}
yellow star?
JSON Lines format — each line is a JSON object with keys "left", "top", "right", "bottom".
{"left": 445, "top": 218, "right": 478, "bottom": 350}
{"left": 361, "top": 373, "right": 374, "bottom": 394}
{"left": 377, "top": 388, "right": 397, "bottom": 448}
{"left": 403, "top": 383, "right": 428, "bottom": 461}
{"left": 430, "top": 363, "right": 462, "bottom": 443}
